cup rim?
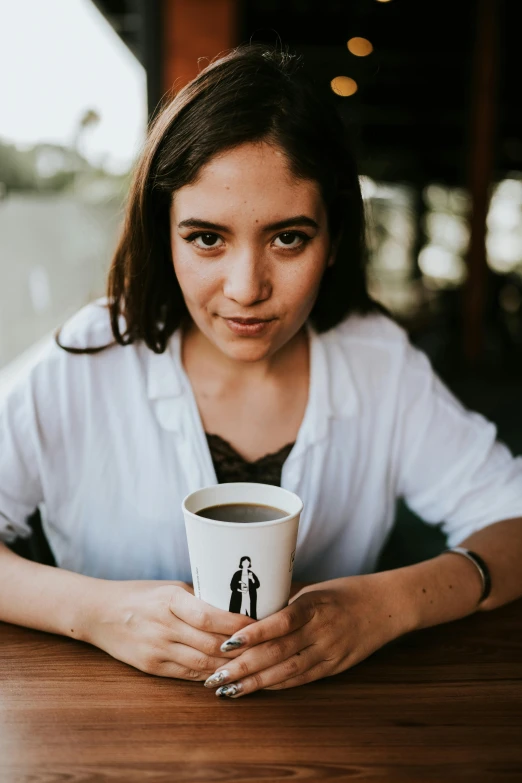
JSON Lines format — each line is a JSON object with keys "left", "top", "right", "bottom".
{"left": 182, "top": 482, "right": 303, "bottom": 528}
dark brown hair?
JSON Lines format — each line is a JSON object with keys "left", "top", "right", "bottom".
{"left": 58, "top": 44, "right": 379, "bottom": 355}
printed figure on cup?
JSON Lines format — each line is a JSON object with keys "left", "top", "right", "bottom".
{"left": 229, "top": 556, "right": 260, "bottom": 619}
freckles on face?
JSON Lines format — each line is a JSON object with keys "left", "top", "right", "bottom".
{"left": 169, "top": 141, "right": 332, "bottom": 361}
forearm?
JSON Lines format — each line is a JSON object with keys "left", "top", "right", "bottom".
{"left": 381, "top": 517, "right": 522, "bottom": 634}
{"left": 0, "top": 542, "right": 106, "bottom": 640}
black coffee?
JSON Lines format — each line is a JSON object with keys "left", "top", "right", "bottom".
{"left": 196, "top": 503, "right": 286, "bottom": 523}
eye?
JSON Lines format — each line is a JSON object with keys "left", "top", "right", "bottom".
{"left": 273, "top": 231, "right": 309, "bottom": 250}
{"left": 186, "top": 232, "right": 224, "bottom": 250}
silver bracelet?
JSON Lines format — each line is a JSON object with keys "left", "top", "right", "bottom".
{"left": 445, "top": 547, "right": 491, "bottom": 603}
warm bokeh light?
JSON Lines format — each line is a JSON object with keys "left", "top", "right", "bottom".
{"left": 418, "top": 246, "right": 467, "bottom": 286}
{"left": 347, "top": 37, "right": 373, "bottom": 56}
{"left": 330, "top": 76, "right": 358, "bottom": 97}
{"left": 486, "top": 179, "right": 522, "bottom": 275}
{"left": 375, "top": 0, "right": 393, "bottom": 3}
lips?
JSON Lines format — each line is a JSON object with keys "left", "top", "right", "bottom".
{"left": 225, "top": 317, "right": 273, "bottom": 324}
{"left": 221, "top": 316, "right": 275, "bottom": 336}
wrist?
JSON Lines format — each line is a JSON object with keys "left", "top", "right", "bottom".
{"left": 72, "top": 575, "right": 114, "bottom": 644}
{"left": 368, "top": 570, "right": 420, "bottom": 637}
{"left": 376, "top": 552, "right": 485, "bottom": 635}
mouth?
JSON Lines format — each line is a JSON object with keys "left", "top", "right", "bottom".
{"left": 221, "top": 315, "right": 276, "bottom": 336}
{"left": 225, "top": 317, "right": 274, "bottom": 325}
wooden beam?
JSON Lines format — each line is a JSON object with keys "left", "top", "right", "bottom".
{"left": 462, "top": 0, "right": 499, "bottom": 365}
{"left": 163, "top": 0, "right": 240, "bottom": 94}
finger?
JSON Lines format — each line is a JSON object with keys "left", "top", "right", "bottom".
{"left": 165, "top": 603, "right": 246, "bottom": 659}
{"left": 213, "top": 646, "right": 320, "bottom": 698}
{"left": 173, "top": 582, "right": 194, "bottom": 595}
{"left": 163, "top": 643, "right": 231, "bottom": 677}
{"left": 219, "top": 597, "right": 314, "bottom": 653}
{"left": 169, "top": 586, "right": 255, "bottom": 636}
{"left": 264, "top": 661, "right": 329, "bottom": 691}
{"left": 205, "top": 627, "right": 309, "bottom": 689}
{"left": 169, "top": 618, "right": 231, "bottom": 658}
{"left": 153, "top": 660, "right": 206, "bottom": 681}
{"left": 131, "top": 643, "right": 221, "bottom": 682}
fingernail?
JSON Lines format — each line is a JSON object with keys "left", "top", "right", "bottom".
{"left": 216, "top": 683, "right": 242, "bottom": 698}
{"left": 204, "top": 669, "right": 230, "bottom": 688}
{"left": 220, "top": 636, "right": 245, "bottom": 653}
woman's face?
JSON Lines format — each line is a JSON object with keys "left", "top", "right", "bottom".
{"left": 170, "top": 141, "right": 334, "bottom": 363}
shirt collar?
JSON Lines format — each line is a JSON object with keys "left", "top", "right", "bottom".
{"left": 145, "top": 323, "right": 359, "bottom": 441}
{"left": 146, "top": 331, "right": 184, "bottom": 401}
{"left": 316, "top": 324, "right": 359, "bottom": 420}
{"left": 295, "top": 323, "right": 358, "bottom": 453}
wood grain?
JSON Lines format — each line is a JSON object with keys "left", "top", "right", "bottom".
{"left": 1, "top": 600, "right": 521, "bottom": 783}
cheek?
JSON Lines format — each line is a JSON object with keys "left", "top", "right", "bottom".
{"left": 282, "top": 257, "right": 327, "bottom": 311}
{"left": 172, "top": 245, "right": 219, "bottom": 305}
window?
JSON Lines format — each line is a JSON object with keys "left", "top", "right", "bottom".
{"left": 0, "top": 0, "right": 146, "bottom": 372}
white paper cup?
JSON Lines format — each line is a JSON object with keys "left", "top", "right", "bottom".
{"left": 183, "top": 482, "right": 303, "bottom": 621}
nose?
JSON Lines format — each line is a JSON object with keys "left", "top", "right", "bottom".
{"left": 222, "top": 251, "right": 271, "bottom": 307}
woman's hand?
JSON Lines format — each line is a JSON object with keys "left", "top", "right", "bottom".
{"left": 203, "top": 575, "right": 413, "bottom": 697}
{"left": 84, "top": 580, "right": 255, "bottom": 681}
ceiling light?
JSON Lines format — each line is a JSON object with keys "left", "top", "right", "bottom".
{"left": 347, "top": 37, "right": 373, "bottom": 56}
{"left": 330, "top": 76, "right": 358, "bottom": 97}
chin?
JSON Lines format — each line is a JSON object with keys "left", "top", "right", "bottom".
{"left": 220, "top": 339, "right": 275, "bottom": 363}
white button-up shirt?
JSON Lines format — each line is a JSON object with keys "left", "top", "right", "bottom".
{"left": 1, "top": 301, "right": 522, "bottom": 582}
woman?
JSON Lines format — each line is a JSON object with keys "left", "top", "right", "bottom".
{"left": 229, "top": 557, "right": 260, "bottom": 619}
{"left": 0, "top": 45, "right": 521, "bottom": 700}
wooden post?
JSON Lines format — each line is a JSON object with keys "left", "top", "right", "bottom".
{"left": 463, "top": 0, "right": 499, "bottom": 365}
{"left": 137, "top": 0, "right": 164, "bottom": 119}
{"left": 162, "top": 0, "right": 240, "bottom": 94}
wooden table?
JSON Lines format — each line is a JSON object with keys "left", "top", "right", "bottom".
{"left": 1, "top": 600, "right": 521, "bottom": 783}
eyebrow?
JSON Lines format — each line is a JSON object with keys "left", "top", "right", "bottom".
{"left": 177, "top": 215, "right": 319, "bottom": 232}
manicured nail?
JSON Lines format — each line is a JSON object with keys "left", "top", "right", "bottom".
{"left": 204, "top": 669, "right": 230, "bottom": 688}
{"left": 220, "top": 636, "right": 245, "bottom": 653}
{"left": 216, "top": 683, "right": 242, "bottom": 698}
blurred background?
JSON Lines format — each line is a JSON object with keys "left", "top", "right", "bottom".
{"left": 1, "top": 0, "right": 521, "bottom": 564}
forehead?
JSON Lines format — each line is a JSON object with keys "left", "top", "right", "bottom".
{"left": 171, "top": 142, "right": 324, "bottom": 219}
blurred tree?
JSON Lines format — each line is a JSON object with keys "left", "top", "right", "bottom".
{"left": 0, "top": 141, "right": 38, "bottom": 191}
{"left": 73, "top": 109, "right": 101, "bottom": 167}
{"left": 0, "top": 138, "right": 108, "bottom": 194}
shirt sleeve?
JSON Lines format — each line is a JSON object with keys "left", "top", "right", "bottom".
{"left": 395, "top": 342, "right": 522, "bottom": 546}
{"left": 0, "top": 369, "right": 44, "bottom": 544}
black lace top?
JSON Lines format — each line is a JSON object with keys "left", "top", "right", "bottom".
{"left": 206, "top": 433, "right": 295, "bottom": 487}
